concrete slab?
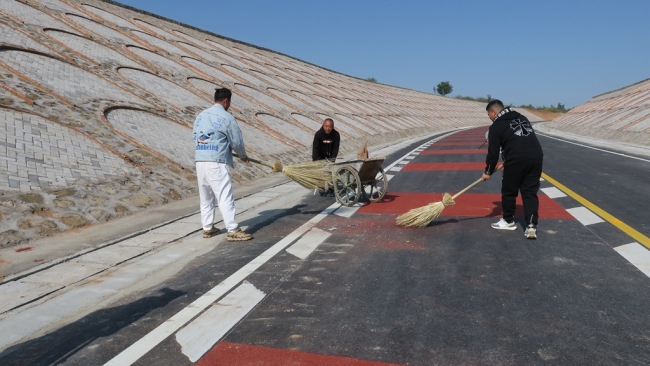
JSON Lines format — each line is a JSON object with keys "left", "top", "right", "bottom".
{"left": 148, "top": 221, "right": 200, "bottom": 236}
{"left": 20, "top": 261, "right": 107, "bottom": 287}
{"left": 0, "top": 281, "right": 63, "bottom": 314}
{"left": 115, "top": 233, "right": 181, "bottom": 248}
{"left": 248, "top": 191, "right": 282, "bottom": 198}
{"left": 74, "top": 245, "right": 151, "bottom": 267}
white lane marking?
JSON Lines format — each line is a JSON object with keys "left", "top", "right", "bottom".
{"left": 386, "top": 174, "right": 395, "bottom": 181}
{"left": 286, "top": 228, "right": 332, "bottom": 259}
{"left": 541, "top": 187, "right": 566, "bottom": 199}
{"left": 403, "top": 155, "right": 415, "bottom": 160}
{"left": 389, "top": 166, "right": 402, "bottom": 172}
{"left": 176, "top": 281, "right": 265, "bottom": 362}
{"left": 566, "top": 207, "right": 605, "bottom": 226}
{"left": 615, "top": 243, "right": 650, "bottom": 279}
{"left": 539, "top": 133, "right": 650, "bottom": 163}
{"left": 104, "top": 204, "right": 339, "bottom": 366}
{"left": 333, "top": 203, "right": 363, "bottom": 218}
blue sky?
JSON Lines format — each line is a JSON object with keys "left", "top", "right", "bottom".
{"left": 115, "top": 0, "right": 649, "bottom": 109}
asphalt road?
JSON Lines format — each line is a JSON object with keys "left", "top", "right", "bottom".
{"left": 2, "top": 127, "right": 650, "bottom": 366}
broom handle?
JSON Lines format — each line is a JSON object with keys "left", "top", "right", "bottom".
{"left": 232, "top": 152, "right": 274, "bottom": 169}
{"left": 451, "top": 164, "right": 504, "bottom": 200}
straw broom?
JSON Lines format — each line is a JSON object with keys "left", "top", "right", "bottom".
{"left": 234, "top": 152, "right": 332, "bottom": 191}
{"left": 396, "top": 164, "right": 504, "bottom": 228}
{"left": 281, "top": 159, "right": 332, "bottom": 191}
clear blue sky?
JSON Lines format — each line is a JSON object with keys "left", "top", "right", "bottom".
{"left": 115, "top": 0, "right": 649, "bottom": 109}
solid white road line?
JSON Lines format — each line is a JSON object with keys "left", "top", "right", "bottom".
{"left": 386, "top": 174, "right": 395, "bottom": 180}
{"left": 176, "top": 282, "right": 265, "bottom": 362}
{"left": 614, "top": 243, "right": 650, "bottom": 279}
{"left": 538, "top": 133, "right": 650, "bottom": 163}
{"left": 104, "top": 204, "right": 338, "bottom": 366}
{"left": 566, "top": 207, "right": 605, "bottom": 226}
{"left": 286, "top": 228, "right": 332, "bottom": 259}
{"left": 540, "top": 187, "right": 567, "bottom": 199}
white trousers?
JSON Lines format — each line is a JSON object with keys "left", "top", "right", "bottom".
{"left": 196, "top": 161, "right": 238, "bottom": 232}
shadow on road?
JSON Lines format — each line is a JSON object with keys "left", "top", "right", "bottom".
{"left": 0, "top": 287, "right": 185, "bottom": 366}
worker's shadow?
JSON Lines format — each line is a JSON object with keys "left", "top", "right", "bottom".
{"left": 238, "top": 203, "right": 321, "bottom": 234}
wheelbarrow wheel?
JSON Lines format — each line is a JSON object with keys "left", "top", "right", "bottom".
{"left": 333, "top": 165, "right": 361, "bottom": 206}
{"left": 362, "top": 167, "right": 388, "bottom": 202}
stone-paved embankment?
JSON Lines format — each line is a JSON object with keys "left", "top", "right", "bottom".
{"left": 542, "top": 78, "right": 650, "bottom": 145}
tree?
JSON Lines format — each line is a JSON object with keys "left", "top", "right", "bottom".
{"left": 366, "top": 77, "right": 377, "bottom": 83}
{"left": 435, "top": 81, "right": 453, "bottom": 96}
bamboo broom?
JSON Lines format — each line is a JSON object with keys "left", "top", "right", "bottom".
{"left": 396, "top": 164, "right": 504, "bottom": 228}
{"left": 281, "top": 159, "right": 332, "bottom": 191}
{"left": 234, "top": 152, "right": 332, "bottom": 190}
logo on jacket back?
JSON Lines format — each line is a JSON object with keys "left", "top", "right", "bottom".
{"left": 198, "top": 131, "right": 214, "bottom": 144}
{"left": 509, "top": 119, "right": 533, "bottom": 136}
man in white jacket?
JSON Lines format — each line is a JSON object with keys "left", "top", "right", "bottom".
{"left": 192, "top": 88, "right": 252, "bottom": 241}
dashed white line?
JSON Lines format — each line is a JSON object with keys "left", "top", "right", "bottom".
{"left": 540, "top": 187, "right": 566, "bottom": 199}
{"left": 175, "top": 281, "right": 265, "bottom": 362}
{"left": 566, "top": 207, "right": 605, "bottom": 226}
{"left": 614, "top": 243, "right": 650, "bottom": 279}
{"left": 286, "top": 227, "right": 332, "bottom": 259}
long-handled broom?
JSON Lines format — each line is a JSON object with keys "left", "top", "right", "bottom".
{"left": 233, "top": 152, "right": 282, "bottom": 172}
{"left": 396, "top": 164, "right": 504, "bottom": 228}
{"left": 234, "top": 152, "right": 332, "bottom": 190}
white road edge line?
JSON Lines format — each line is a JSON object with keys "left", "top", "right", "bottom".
{"left": 175, "top": 281, "right": 266, "bottom": 362}
{"left": 104, "top": 204, "right": 339, "bottom": 366}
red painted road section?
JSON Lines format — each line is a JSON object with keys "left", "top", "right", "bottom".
{"left": 358, "top": 192, "right": 574, "bottom": 219}
{"left": 197, "top": 342, "right": 402, "bottom": 366}
{"left": 403, "top": 162, "right": 486, "bottom": 171}
{"left": 428, "top": 142, "right": 486, "bottom": 146}
{"left": 420, "top": 149, "right": 487, "bottom": 155}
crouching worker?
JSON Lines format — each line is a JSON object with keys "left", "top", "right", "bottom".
{"left": 312, "top": 118, "right": 340, "bottom": 162}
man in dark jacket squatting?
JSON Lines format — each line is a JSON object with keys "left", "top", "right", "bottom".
{"left": 480, "top": 100, "right": 544, "bottom": 239}
{"left": 312, "top": 118, "right": 340, "bottom": 162}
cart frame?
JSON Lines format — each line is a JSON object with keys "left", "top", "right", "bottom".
{"left": 326, "top": 157, "right": 388, "bottom": 206}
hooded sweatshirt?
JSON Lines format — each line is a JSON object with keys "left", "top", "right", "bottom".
{"left": 485, "top": 108, "right": 543, "bottom": 175}
{"left": 312, "top": 127, "right": 340, "bottom": 161}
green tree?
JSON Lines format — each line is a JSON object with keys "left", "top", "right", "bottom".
{"left": 366, "top": 77, "right": 377, "bottom": 83}
{"left": 435, "top": 81, "right": 453, "bottom": 96}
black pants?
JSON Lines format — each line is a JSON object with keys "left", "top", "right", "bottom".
{"left": 501, "top": 158, "right": 543, "bottom": 225}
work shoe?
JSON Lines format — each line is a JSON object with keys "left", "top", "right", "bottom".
{"left": 202, "top": 225, "right": 220, "bottom": 238}
{"left": 491, "top": 218, "right": 517, "bottom": 230}
{"left": 524, "top": 224, "right": 537, "bottom": 239}
{"left": 227, "top": 228, "right": 252, "bottom": 242}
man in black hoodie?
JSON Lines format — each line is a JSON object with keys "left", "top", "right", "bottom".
{"left": 312, "top": 118, "right": 340, "bottom": 161}
{"left": 480, "top": 100, "right": 543, "bottom": 239}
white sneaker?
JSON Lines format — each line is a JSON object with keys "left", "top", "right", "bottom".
{"left": 524, "top": 225, "right": 537, "bottom": 239}
{"left": 491, "top": 218, "right": 517, "bottom": 230}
